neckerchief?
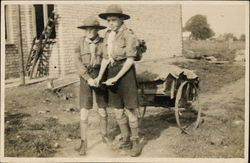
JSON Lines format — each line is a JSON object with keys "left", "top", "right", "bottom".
{"left": 85, "top": 35, "right": 101, "bottom": 66}
{"left": 107, "top": 24, "right": 127, "bottom": 64}
{"left": 107, "top": 31, "right": 116, "bottom": 64}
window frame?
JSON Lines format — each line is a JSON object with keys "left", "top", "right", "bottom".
{"left": 5, "top": 5, "right": 14, "bottom": 44}
{"left": 32, "top": 4, "right": 56, "bottom": 39}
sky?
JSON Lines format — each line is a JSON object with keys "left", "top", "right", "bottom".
{"left": 182, "top": 4, "right": 247, "bottom": 38}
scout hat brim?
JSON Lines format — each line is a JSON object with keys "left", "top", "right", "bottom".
{"left": 77, "top": 25, "right": 106, "bottom": 30}
{"left": 99, "top": 13, "right": 130, "bottom": 20}
{"left": 77, "top": 15, "right": 107, "bottom": 30}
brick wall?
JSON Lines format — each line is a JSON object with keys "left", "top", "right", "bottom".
{"left": 5, "top": 5, "right": 34, "bottom": 79}
{"left": 51, "top": 4, "right": 182, "bottom": 77}
{"left": 5, "top": 4, "right": 182, "bottom": 79}
{"left": 5, "top": 44, "right": 19, "bottom": 79}
{"left": 5, "top": 5, "right": 18, "bottom": 79}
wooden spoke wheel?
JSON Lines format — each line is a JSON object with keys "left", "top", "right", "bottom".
{"left": 174, "top": 81, "right": 201, "bottom": 133}
{"left": 138, "top": 106, "right": 147, "bottom": 125}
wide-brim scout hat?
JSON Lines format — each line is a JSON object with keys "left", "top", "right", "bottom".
{"left": 77, "top": 16, "right": 106, "bottom": 30}
{"left": 99, "top": 5, "right": 130, "bottom": 20}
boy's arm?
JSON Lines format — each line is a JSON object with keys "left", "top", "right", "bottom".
{"left": 74, "top": 38, "right": 91, "bottom": 81}
{"left": 94, "top": 34, "right": 110, "bottom": 85}
{"left": 95, "top": 58, "right": 110, "bottom": 82}
{"left": 104, "top": 30, "right": 137, "bottom": 85}
{"left": 104, "top": 57, "right": 134, "bottom": 85}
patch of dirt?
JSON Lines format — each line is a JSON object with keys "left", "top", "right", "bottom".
{"left": 147, "top": 77, "right": 245, "bottom": 158}
{"left": 4, "top": 64, "right": 245, "bottom": 158}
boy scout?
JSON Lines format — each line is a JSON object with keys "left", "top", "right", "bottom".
{"left": 95, "top": 5, "right": 142, "bottom": 157}
{"left": 74, "top": 16, "right": 108, "bottom": 156}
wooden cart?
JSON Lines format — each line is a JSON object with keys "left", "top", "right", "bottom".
{"left": 136, "top": 61, "right": 201, "bottom": 133}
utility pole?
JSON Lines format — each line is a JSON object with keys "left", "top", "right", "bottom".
{"left": 17, "top": 5, "right": 26, "bottom": 85}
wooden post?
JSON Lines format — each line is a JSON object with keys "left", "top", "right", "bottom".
{"left": 17, "top": 5, "right": 26, "bottom": 85}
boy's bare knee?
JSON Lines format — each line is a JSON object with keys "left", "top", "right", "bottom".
{"left": 80, "top": 108, "right": 89, "bottom": 122}
{"left": 114, "top": 109, "right": 127, "bottom": 124}
{"left": 114, "top": 109, "right": 125, "bottom": 119}
{"left": 125, "top": 108, "right": 138, "bottom": 122}
{"left": 98, "top": 108, "right": 107, "bottom": 118}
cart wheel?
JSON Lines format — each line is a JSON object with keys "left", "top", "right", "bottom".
{"left": 138, "top": 106, "right": 147, "bottom": 125}
{"left": 192, "top": 84, "right": 202, "bottom": 129}
{"left": 175, "top": 81, "right": 201, "bottom": 133}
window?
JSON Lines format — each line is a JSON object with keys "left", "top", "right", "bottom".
{"left": 5, "top": 5, "right": 11, "bottom": 43}
{"left": 47, "top": 4, "right": 56, "bottom": 39}
{"left": 34, "top": 5, "right": 45, "bottom": 39}
{"left": 33, "top": 4, "right": 56, "bottom": 39}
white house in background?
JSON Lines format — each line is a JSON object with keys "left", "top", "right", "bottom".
{"left": 182, "top": 31, "right": 191, "bottom": 40}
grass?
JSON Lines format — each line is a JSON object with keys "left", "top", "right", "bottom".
{"left": 172, "top": 61, "right": 245, "bottom": 94}
{"left": 5, "top": 113, "right": 58, "bottom": 157}
{"left": 184, "top": 48, "right": 237, "bottom": 61}
{"left": 183, "top": 40, "right": 245, "bottom": 61}
{"left": 172, "top": 97, "right": 245, "bottom": 158}
{"left": 5, "top": 61, "right": 245, "bottom": 157}
{"left": 4, "top": 39, "right": 246, "bottom": 157}
{"left": 171, "top": 58, "right": 245, "bottom": 158}
{"left": 5, "top": 109, "right": 118, "bottom": 157}
{"left": 4, "top": 112, "right": 82, "bottom": 157}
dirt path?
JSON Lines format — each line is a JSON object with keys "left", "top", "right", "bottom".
{"left": 55, "top": 139, "right": 118, "bottom": 157}
{"left": 53, "top": 77, "right": 245, "bottom": 158}
{"left": 143, "top": 77, "right": 245, "bottom": 158}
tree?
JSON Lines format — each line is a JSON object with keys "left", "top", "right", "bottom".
{"left": 184, "top": 14, "right": 215, "bottom": 40}
{"left": 222, "top": 33, "right": 237, "bottom": 41}
{"left": 239, "top": 34, "right": 245, "bottom": 41}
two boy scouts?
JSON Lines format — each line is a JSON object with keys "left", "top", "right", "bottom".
{"left": 74, "top": 5, "right": 143, "bottom": 157}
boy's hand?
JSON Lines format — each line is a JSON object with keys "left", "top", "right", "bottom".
{"left": 87, "top": 78, "right": 96, "bottom": 87}
{"left": 93, "top": 77, "right": 101, "bottom": 87}
{"left": 102, "top": 77, "right": 118, "bottom": 86}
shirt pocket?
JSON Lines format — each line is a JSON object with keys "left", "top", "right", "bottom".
{"left": 93, "top": 44, "right": 103, "bottom": 65}
{"left": 79, "top": 53, "right": 90, "bottom": 65}
{"left": 114, "top": 39, "right": 126, "bottom": 57}
{"left": 95, "top": 53, "right": 102, "bottom": 65}
{"left": 117, "top": 39, "right": 126, "bottom": 48}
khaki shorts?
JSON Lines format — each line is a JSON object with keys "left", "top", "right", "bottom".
{"left": 107, "top": 60, "right": 139, "bottom": 109}
{"left": 79, "top": 68, "right": 108, "bottom": 109}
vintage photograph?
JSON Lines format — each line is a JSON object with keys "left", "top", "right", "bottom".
{"left": 1, "top": 0, "right": 249, "bottom": 162}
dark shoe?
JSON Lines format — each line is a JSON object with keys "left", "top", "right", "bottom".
{"left": 102, "top": 135, "right": 112, "bottom": 144}
{"left": 130, "top": 138, "right": 143, "bottom": 157}
{"left": 119, "top": 137, "right": 132, "bottom": 150}
{"left": 75, "top": 140, "right": 83, "bottom": 152}
{"left": 79, "top": 140, "right": 87, "bottom": 156}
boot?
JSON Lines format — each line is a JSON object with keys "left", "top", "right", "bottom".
{"left": 75, "top": 139, "right": 85, "bottom": 151}
{"left": 119, "top": 137, "right": 132, "bottom": 150}
{"left": 130, "top": 138, "right": 142, "bottom": 157}
{"left": 102, "top": 134, "right": 112, "bottom": 144}
{"left": 79, "top": 140, "right": 87, "bottom": 156}
{"left": 100, "top": 117, "right": 110, "bottom": 144}
{"left": 117, "top": 123, "right": 131, "bottom": 150}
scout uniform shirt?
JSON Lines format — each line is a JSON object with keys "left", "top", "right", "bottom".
{"left": 74, "top": 35, "right": 104, "bottom": 80}
{"left": 103, "top": 24, "right": 139, "bottom": 109}
{"left": 103, "top": 24, "right": 137, "bottom": 61}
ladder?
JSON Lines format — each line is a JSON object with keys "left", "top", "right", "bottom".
{"left": 26, "top": 11, "right": 59, "bottom": 79}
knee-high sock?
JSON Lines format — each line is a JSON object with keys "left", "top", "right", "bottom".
{"left": 125, "top": 108, "right": 139, "bottom": 140}
{"left": 98, "top": 108, "right": 108, "bottom": 136}
{"left": 80, "top": 108, "right": 89, "bottom": 141}
{"left": 114, "top": 109, "right": 129, "bottom": 139}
